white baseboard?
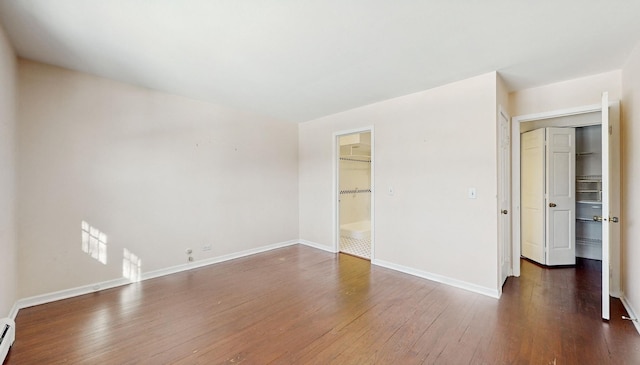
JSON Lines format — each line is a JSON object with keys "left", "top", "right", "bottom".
{"left": 611, "top": 289, "right": 623, "bottom": 299}
{"left": 372, "top": 259, "right": 500, "bottom": 299}
{"left": 8, "top": 302, "right": 19, "bottom": 321}
{"left": 16, "top": 277, "right": 131, "bottom": 311}
{"left": 298, "top": 239, "right": 336, "bottom": 253}
{"left": 141, "top": 240, "right": 299, "bottom": 281}
{"left": 14, "top": 239, "right": 300, "bottom": 313}
{"left": 620, "top": 295, "right": 640, "bottom": 335}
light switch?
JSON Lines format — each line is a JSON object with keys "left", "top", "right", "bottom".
{"left": 468, "top": 187, "right": 477, "bottom": 199}
{"left": 388, "top": 186, "right": 394, "bottom": 196}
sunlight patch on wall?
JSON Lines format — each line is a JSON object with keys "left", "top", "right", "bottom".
{"left": 81, "top": 221, "right": 107, "bottom": 264}
{"left": 123, "top": 249, "right": 142, "bottom": 282}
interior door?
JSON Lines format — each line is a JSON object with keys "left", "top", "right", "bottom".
{"left": 545, "top": 127, "right": 576, "bottom": 265}
{"left": 608, "top": 102, "right": 622, "bottom": 298}
{"left": 521, "top": 128, "right": 545, "bottom": 264}
{"left": 594, "top": 92, "right": 620, "bottom": 320}
{"left": 601, "top": 92, "right": 610, "bottom": 320}
{"left": 498, "top": 109, "right": 511, "bottom": 286}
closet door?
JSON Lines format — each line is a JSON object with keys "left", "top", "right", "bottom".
{"left": 545, "top": 127, "right": 576, "bottom": 265}
{"left": 521, "top": 129, "right": 545, "bottom": 264}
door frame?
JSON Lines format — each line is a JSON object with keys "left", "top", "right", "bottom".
{"left": 333, "top": 126, "right": 375, "bottom": 258}
{"left": 511, "top": 102, "right": 620, "bottom": 297}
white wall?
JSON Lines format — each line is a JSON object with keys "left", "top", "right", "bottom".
{"left": 299, "top": 72, "right": 500, "bottom": 294}
{"left": 0, "top": 24, "right": 17, "bottom": 316}
{"left": 509, "top": 70, "right": 622, "bottom": 116}
{"left": 17, "top": 60, "right": 299, "bottom": 298}
{"left": 621, "top": 42, "right": 640, "bottom": 321}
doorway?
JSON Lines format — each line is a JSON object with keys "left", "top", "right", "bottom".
{"left": 511, "top": 97, "right": 621, "bottom": 320}
{"left": 336, "top": 129, "right": 373, "bottom": 260}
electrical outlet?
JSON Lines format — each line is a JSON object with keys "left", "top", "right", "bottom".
{"left": 185, "top": 248, "right": 193, "bottom": 255}
{"left": 202, "top": 244, "right": 212, "bottom": 251}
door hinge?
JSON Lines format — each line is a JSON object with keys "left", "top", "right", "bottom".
{"left": 609, "top": 125, "right": 613, "bottom": 135}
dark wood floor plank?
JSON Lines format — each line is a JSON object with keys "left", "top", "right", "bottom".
{"left": 5, "top": 245, "right": 640, "bottom": 364}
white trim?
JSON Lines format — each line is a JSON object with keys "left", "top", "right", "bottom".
{"left": 511, "top": 111, "right": 521, "bottom": 276}
{"left": 621, "top": 295, "right": 640, "bottom": 335}
{"left": 8, "top": 302, "right": 19, "bottom": 321}
{"left": 16, "top": 277, "right": 130, "bottom": 310}
{"left": 611, "top": 289, "right": 622, "bottom": 299}
{"left": 333, "top": 127, "right": 375, "bottom": 258}
{"left": 14, "top": 239, "right": 299, "bottom": 312}
{"left": 372, "top": 259, "right": 500, "bottom": 299}
{"left": 370, "top": 129, "right": 376, "bottom": 260}
{"left": 141, "top": 240, "right": 299, "bottom": 281}
{"left": 513, "top": 103, "right": 601, "bottom": 123}
{"left": 299, "top": 239, "right": 336, "bottom": 253}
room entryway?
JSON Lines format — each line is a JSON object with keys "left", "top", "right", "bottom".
{"left": 336, "top": 129, "right": 373, "bottom": 260}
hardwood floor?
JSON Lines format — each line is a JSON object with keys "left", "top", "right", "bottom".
{"left": 5, "top": 245, "right": 640, "bottom": 364}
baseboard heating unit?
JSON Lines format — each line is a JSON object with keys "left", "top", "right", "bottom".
{"left": 0, "top": 318, "right": 15, "bottom": 363}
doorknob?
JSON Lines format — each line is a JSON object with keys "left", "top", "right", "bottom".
{"left": 593, "top": 216, "right": 603, "bottom": 222}
{"left": 610, "top": 216, "right": 619, "bottom": 223}
{"left": 549, "top": 203, "right": 557, "bottom": 207}
{"left": 501, "top": 209, "right": 508, "bottom": 215}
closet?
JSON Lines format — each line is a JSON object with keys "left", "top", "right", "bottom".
{"left": 520, "top": 124, "right": 602, "bottom": 266}
{"left": 575, "top": 125, "right": 603, "bottom": 260}
{"left": 514, "top": 94, "right": 621, "bottom": 320}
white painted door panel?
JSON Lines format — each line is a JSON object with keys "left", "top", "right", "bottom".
{"left": 601, "top": 92, "right": 611, "bottom": 320}
{"left": 521, "top": 129, "right": 545, "bottom": 264}
{"left": 545, "top": 128, "right": 576, "bottom": 265}
{"left": 498, "top": 109, "right": 511, "bottom": 287}
{"left": 608, "top": 102, "right": 622, "bottom": 298}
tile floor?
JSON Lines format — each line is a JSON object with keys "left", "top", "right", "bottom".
{"left": 339, "top": 236, "right": 371, "bottom": 259}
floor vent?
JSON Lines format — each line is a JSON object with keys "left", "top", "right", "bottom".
{"left": 0, "top": 318, "right": 15, "bottom": 363}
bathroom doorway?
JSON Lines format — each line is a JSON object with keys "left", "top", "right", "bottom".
{"left": 336, "top": 129, "right": 373, "bottom": 260}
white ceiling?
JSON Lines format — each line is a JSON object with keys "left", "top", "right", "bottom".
{"left": 1, "top": 1, "right": 639, "bottom": 122}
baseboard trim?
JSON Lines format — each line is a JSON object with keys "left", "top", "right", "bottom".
{"left": 372, "top": 259, "right": 500, "bottom": 299}
{"left": 611, "top": 289, "right": 623, "bottom": 299}
{"left": 16, "top": 277, "right": 131, "bottom": 311}
{"left": 620, "top": 295, "right": 640, "bottom": 335}
{"left": 141, "top": 240, "right": 299, "bottom": 281}
{"left": 298, "top": 239, "right": 336, "bottom": 253}
{"left": 14, "top": 239, "right": 300, "bottom": 313}
{"left": 8, "top": 302, "right": 19, "bottom": 321}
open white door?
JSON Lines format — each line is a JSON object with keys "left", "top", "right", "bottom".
{"left": 601, "top": 92, "right": 610, "bottom": 320}
{"left": 600, "top": 92, "right": 620, "bottom": 320}
{"left": 498, "top": 108, "right": 511, "bottom": 286}
{"left": 521, "top": 129, "right": 545, "bottom": 264}
{"left": 545, "top": 127, "right": 576, "bottom": 265}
